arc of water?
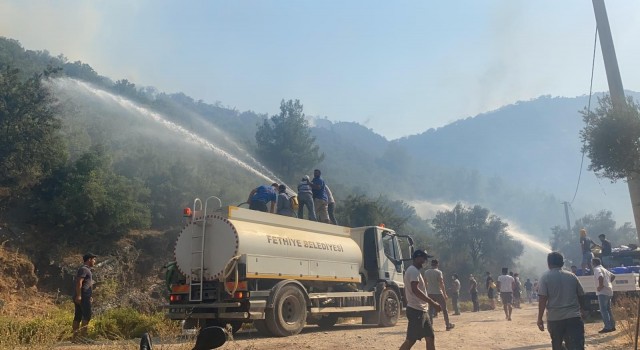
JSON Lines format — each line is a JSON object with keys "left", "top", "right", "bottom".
{"left": 54, "top": 78, "right": 287, "bottom": 187}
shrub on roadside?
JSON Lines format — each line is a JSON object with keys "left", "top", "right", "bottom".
{"left": 91, "top": 307, "right": 165, "bottom": 339}
{"left": 613, "top": 295, "right": 638, "bottom": 346}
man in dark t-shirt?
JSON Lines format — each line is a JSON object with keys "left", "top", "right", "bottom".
{"left": 598, "top": 234, "right": 613, "bottom": 267}
{"left": 72, "top": 253, "right": 97, "bottom": 343}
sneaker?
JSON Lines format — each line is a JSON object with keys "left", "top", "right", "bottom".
{"left": 598, "top": 328, "right": 613, "bottom": 334}
{"left": 446, "top": 324, "right": 455, "bottom": 331}
{"left": 453, "top": 313, "right": 461, "bottom": 315}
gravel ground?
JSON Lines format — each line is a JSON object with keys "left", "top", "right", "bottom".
{"left": 55, "top": 304, "right": 629, "bottom": 350}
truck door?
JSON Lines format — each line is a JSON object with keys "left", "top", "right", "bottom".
{"left": 379, "top": 230, "right": 403, "bottom": 284}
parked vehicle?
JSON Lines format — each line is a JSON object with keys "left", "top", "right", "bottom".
{"left": 166, "top": 197, "right": 414, "bottom": 336}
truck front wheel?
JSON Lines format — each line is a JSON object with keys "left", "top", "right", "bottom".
{"left": 265, "top": 285, "right": 308, "bottom": 336}
{"left": 379, "top": 288, "right": 400, "bottom": 327}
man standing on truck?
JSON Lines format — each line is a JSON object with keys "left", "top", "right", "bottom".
{"left": 580, "top": 228, "right": 596, "bottom": 274}
{"left": 297, "top": 175, "right": 316, "bottom": 221}
{"left": 537, "top": 252, "right": 586, "bottom": 350}
{"left": 497, "top": 268, "right": 516, "bottom": 321}
{"left": 72, "top": 253, "right": 97, "bottom": 344}
{"left": 325, "top": 185, "right": 338, "bottom": 225}
{"left": 247, "top": 183, "right": 279, "bottom": 213}
{"left": 276, "top": 185, "right": 295, "bottom": 217}
{"left": 400, "top": 250, "right": 442, "bottom": 350}
{"left": 598, "top": 234, "right": 613, "bottom": 267}
{"left": 424, "top": 259, "right": 455, "bottom": 331}
{"left": 311, "top": 169, "right": 330, "bottom": 223}
{"left": 592, "top": 258, "right": 616, "bottom": 333}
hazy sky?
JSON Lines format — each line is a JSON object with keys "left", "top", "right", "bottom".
{"left": 1, "top": 1, "right": 639, "bottom": 139}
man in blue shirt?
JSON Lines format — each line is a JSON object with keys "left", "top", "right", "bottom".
{"left": 247, "top": 183, "right": 278, "bottom": 213}
{"left": 311, "top": 169, "right": 330, "bottom": 223}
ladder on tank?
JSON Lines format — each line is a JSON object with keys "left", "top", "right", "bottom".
{"left": 188, "top": 196, "right": 222, "bottom": 302}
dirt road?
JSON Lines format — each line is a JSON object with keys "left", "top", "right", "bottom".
{"left": 55, "top": 304, "right": 628, "bottom": 350}
{"left": 221, "top": 304, "right": 626, "bottom": 350}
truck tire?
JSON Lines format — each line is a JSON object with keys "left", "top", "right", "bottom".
{"left": 316, "top": 315, "right": 339, "bottom": 329}
{"left": 379, "top": 288, "right": 400, "bottom": 327}
{"left": 253, "top": 320, "right": 271, "bottom": 336}
{"left": 265, "top": 284, "right": 308, "bottom": 336}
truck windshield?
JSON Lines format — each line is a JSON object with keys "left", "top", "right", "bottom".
{"left": 382, "top": 231, "right": 399, "bottom": 261}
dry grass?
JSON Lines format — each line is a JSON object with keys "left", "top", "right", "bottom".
{"left": 612, "top": 294, "right": 639, "bottom": 347}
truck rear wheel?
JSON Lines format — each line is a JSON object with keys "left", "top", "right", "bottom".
{"left": 379, "top": 288, "right": 400, "bottom": 327}
{"left": 317, "top": 315, "right": 339, "bottom": 329}
{"left": 253, "top": 320, "right": 271, "bottom": 336}
{"left": 265, "top": 285, "right": 307, "bottom": 336}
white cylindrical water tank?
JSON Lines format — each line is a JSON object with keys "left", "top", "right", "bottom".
{"left": 174, "top": 207, "right": 362, "bottom": 282}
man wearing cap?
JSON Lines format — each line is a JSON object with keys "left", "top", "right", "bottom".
{"left": 297, "top": 175, "right": 316, "bottom": 221}
{"left": 72, "top": 253, "right": 97, "bottom": 343}
{"left": 400, "top": 250, "right": 442, "bottom": 350}
{"left": 247, "top": 183, "right": 278, "bottom": 213}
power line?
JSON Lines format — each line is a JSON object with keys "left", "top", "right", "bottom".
{"left": 571, "top": 25, "right": 599, "bottom": 205}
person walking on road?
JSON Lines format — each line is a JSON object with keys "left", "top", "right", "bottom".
{"left": 513, "top": 272, "right": 522, "bottom": 308}
{"left": 497, "top": 268, "right": 515, "bottom": 321}
{"left": 592, "top": 258, "right": 616, "bottom": 333}
{"left": 486, "top": 272, "right": 496, "bottom": 310}
{"left": 537, "top": 251, "right": 586, "bottom": 350}
{"left": 450, "top": 274, "right": 461, "bottom": 315}
{"left": 297, "top": 175, "right": 316, "bottom": 221}
{"left": 399, "top": 250, "right": 442, "bottom": 350}
{"left": 469, "top": 274, "right": 480, "bottom": 312}
{"left": 72, "top": 253, "right": 97, "bottom": 344}
{"left": 524, "top": 278, "right": 533, "bottom": 304}
{"left": 424, "top": 260, "right": 455, "bottom": 331}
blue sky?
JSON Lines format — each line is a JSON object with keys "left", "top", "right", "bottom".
{"left": 1, "top": 1, "right": 639, "bottom": 139}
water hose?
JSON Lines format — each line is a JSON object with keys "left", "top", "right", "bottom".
{"left": 222, "top": 255, "right": 242, "bottom": 296}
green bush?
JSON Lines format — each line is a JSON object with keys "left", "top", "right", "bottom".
{"left": 0, "top": 308, "right": 72, "bottom": 347}
{"left": 91, "top": 307, "right": 164, "bottom": 339}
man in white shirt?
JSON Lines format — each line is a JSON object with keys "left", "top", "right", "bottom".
{"left": 496, "top": 267, "right": 516, "bottom": 321}
{"left": 592, "top": 258, "right": 616, "bottom": 333}
{"left": 400, "top": 250, "right": 442, "bottom": 350}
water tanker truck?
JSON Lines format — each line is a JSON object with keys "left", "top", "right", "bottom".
{"left": 166, "top": 197, "right": 414, "bottom": 336}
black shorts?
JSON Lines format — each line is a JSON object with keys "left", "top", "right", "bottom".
{"left": 500, "top": 292, "right": 513, "bottom": 304}
{"left": 73, "top": 294, "right": 92, "bottom": 322}
{"left": 406, "top": 307, "right": 434, "bottom": 341}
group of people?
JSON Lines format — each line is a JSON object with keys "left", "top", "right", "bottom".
{"left": 401, "top": 248, "right": 617, "bottom": 350}
{"left": 246, "top": 169, "right": 337, "bottom": 224}
{"left": 536, "top": 252, "right": 617, "bottom": 350}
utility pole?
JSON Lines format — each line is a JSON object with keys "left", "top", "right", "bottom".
{"left": 592, "top": 0, "right": 640, "bottom": 244}
{"left": 562, "top": 202, "right": 572, "bottom": 232}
